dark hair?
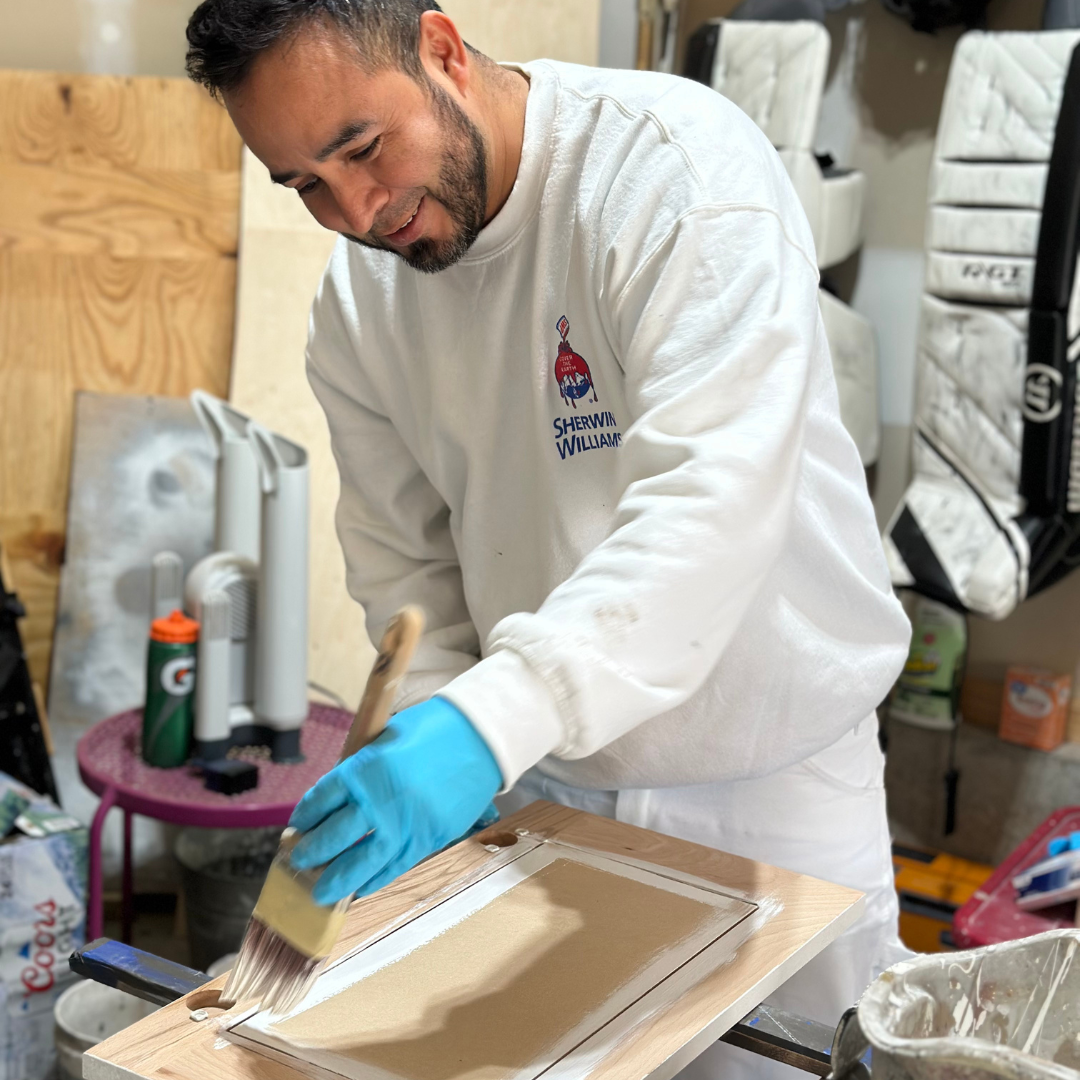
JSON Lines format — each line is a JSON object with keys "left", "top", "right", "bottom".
{"left": 186, "top": 0, "right": 444, "bottom": 98}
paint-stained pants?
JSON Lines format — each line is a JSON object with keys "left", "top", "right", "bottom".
{"left": 495, "top": 716, "right": 911, "bottom": 1080}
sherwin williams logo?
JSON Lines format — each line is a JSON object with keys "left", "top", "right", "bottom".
{"left": 550, "top": 315, "right": 623, "bottom": 460}
{"left": 553, "top": 316, "right": 598, "bottom": 408}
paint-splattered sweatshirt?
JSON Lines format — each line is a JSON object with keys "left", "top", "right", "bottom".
{"left": 305, "top": 59, "right": 911, "bottom": 791}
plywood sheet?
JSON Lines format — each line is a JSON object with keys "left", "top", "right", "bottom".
{"left": 0, "top": 69, "right": 241, "bottom": 689}
{"left": 85, "top": 802, "right": 865, "bottom": 1080}
{"left": 47, "top": 392, "right": 215, "bottom": 881}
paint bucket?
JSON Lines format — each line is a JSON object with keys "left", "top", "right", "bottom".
{"left": 175, "top": 827, "right": 282, "bottom": 972}
{"left": 831, "top": 929, "right": 1080, "bottom": 1080}
{"left": 53, "top": 981, "right": 158, "bottom": 1080}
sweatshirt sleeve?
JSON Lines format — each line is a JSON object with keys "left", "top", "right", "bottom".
{"left": 306, "top": 265, "right": 480, "bottom": 710}
{"left": 439, "top": 205, "right": 829, "bottom": 788}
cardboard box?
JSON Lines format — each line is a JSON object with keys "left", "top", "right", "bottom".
{"left": 0, "top": 772, "right": 87, "bottom": 1080}
{"left": 999, "top": 668, "right": 1072, "bottom": 752}
{"left": 1067, "top": 692, "right": 1080, "bottom": 745}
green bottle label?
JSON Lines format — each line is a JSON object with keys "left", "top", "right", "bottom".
{"left": 143, "top": 640, "right": 195, "bottom": 767}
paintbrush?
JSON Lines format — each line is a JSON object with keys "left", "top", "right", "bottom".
{"left": 221, "top": 605, "right": 425, "bottom": 1014}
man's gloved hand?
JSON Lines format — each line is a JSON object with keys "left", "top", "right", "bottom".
{"left": 288, "top": 696, "right": 503, "bottom": 904}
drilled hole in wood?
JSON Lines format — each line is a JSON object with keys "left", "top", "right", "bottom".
{"left": 185, "top": 988, "right": 223, "bottom": 1012}
{"left": 478, "top": 831, "right": 518, "bottom": 849}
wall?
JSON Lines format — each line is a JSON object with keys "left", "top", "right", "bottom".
{"left": 0, "top": 0, "right": 603, "bottom": 78}
{"left": 0, "top": 0, "right": 194, "bottom": 76}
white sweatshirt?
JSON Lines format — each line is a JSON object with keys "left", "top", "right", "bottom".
{"left": 307, "top": 60, "right": 911, "bottom": 791}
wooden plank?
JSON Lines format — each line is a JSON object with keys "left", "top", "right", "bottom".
{"left": 0, "top": 69, "right": 241, "bottom": 689}
{"left": 86, "top": 801, "right": 864, "bottom": 1080}
{"left": 0, "top": 71, "right": 239, "bottom": 171}
{"left": 0, "top": 160, "right": 240, "bottom": 257}
{"left": 228, "top": 148, "right": 371, "bottom": 710}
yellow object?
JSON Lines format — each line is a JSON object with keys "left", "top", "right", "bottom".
{"left": 893, "top": 845, "right": 992, "bottom": 953}
{"left": 251, "top": 861, "right": 347, "bottom": 958}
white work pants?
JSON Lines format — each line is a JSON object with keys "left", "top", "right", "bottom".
{"left": 495, "top": 717, "right": 910, "bottom": 1080}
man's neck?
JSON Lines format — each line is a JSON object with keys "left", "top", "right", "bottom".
{"left": 480, "top": 64, "right": 531, "bottom": 224}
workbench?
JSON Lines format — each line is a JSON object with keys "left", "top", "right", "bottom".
{"left": 84, "top": 800, "right": 865, "bottom": 1080}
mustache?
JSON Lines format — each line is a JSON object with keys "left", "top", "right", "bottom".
{"left": 358, "top": 191, "right": 426, "bottom": 244}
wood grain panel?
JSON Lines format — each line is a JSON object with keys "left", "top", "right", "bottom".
{"left": 86, "top": 802, "right": 864, "bottom": 1080}
{"left": 0, "top": 161, "right": 240, "bottom": 257}
{"left": 0, "top": 71, "right": 239, "bottom": 171}
{"left": 0, "top": 69, "right": 240, "bottom": 689}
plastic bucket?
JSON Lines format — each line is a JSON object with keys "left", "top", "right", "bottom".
{"left": 175, "top": 826, "right": 281, "bottom": 972}
{"left": 850, "top": 929, "right": 1080, "bottom": 1080}
{"left": 53, "top": 981, "right": 158, "bottom": 1080}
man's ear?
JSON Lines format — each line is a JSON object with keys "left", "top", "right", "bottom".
{"left": 417, "top": 10, "right": 471, "bottom": 97}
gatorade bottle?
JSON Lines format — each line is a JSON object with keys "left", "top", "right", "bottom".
{"left": 143, "top": 610, "right": 199, "bottom": 767}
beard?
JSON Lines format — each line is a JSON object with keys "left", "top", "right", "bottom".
{"left": 345, "top": 81, "right": 488, "bottom": 273}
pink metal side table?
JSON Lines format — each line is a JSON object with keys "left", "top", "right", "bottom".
{"left": 76, "top": 704, "right": 351, "bottom": 944}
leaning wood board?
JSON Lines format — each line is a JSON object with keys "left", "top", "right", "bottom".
{"left": 86, "top": 801, "right": 864, "bottom": 1080}
{"left": 0, "top": 69, "right": 241, "bottom": 688}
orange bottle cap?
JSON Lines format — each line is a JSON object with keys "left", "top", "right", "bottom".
{"left": 150, "top": 609, "right": 199, "bottom": 644}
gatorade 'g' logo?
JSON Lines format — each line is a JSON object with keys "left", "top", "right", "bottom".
{"left": 160, "top": 656, "right": 195, "bottom": 696}
{"left": 1022, "top": 364, "right": 1063, "bottom": 423}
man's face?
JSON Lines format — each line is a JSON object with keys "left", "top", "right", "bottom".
{"left": 225, "top": 24, "right": 488, "bottom": 272}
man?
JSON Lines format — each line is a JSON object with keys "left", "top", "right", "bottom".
{"left": 186, "top": 2, "right": 911, "bottom": 1073}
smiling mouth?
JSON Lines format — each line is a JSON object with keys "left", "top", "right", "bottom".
{"left": 383, "top": 199, "right": 423, "bottom": 242}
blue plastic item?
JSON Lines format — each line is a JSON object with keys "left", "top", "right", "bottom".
{"left": 289, "top": 697, "right": 503, "bottom": 904}
{"left": 1048, "top": 837, "right": 1069, "bottom": 857}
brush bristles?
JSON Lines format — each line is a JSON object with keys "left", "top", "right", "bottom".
{"left": 221, "top": 916, "right": 328, "bottom": 1015}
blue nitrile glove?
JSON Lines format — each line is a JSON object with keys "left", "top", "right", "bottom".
{"left": 288, "top": 696, "right": 503, "bottom": 904}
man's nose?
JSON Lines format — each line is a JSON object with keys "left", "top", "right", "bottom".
{"left": 334, "top": 179, "right": 386, "bottom": 239}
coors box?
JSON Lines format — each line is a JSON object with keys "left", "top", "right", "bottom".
{"left": 0, "top": 772, "right": 87, "bottom": 1080}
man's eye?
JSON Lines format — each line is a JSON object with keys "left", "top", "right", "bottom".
{"left": 297, "top": 178, "right": 320, "bottom": 196}
{"left": 351, "top": 136, "right": 381, "bottom": 161}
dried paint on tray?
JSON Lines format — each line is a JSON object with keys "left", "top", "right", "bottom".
{"left": 272, "top": 858, "right": 718, "bottom": 1080}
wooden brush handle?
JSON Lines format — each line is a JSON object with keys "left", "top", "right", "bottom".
{"left": 337, "top": 606, "right": 425, "bottom": 762}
